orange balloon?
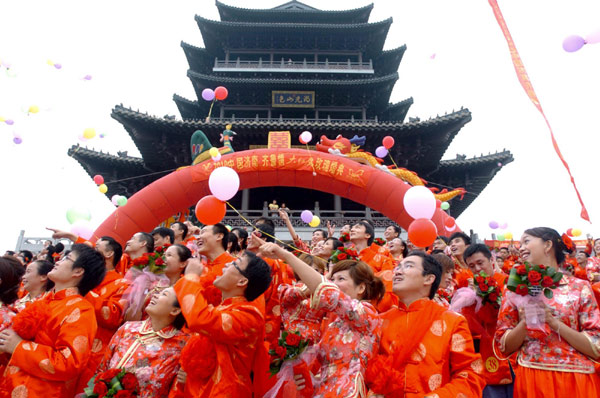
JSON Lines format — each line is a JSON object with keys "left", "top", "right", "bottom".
{"left": 444, "top": 216, "right": 456, "bottom": 228}
{"left": 214, "top": 86, "right": 228, "bottom": 101}
{"left": 408, "top": 218, "right": 438, "bottom": 248}
{"left": 195, "top": 195, "right": 226, "bottom": 225}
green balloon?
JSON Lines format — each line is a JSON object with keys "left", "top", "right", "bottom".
{"left": 117, "top": 196, "right": 128, "bottom": 206}
{"left": 66, "top": 207, "right": 91, "bottom": 224}
{"left": 497, "top": 234, "right": 505, "bottom": 241}
{"left": 441, "top": 202, "right": 450, "bottom": 210}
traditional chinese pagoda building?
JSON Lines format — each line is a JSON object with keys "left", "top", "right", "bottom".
{"left": 69, "top": 0, "right": 513, "bottom": 227}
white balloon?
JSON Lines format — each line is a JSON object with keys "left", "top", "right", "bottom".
{"left": 299, "top": 131, "right": 312, "bottom": 144}
{"left": 403, "top": 186, "right": 436, "bottom": 220}
{"left": 208, "top": 166, "right": 240, "bottom": 201}
{"left": 111, "top": 195, "right": 120, "bottom": 206}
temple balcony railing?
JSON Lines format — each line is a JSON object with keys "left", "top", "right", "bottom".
{"left": 206, "top": 116, "right": 380, "bottom": 124}
{"left": 213, "top": 59, "right": 374, "bottom": 74}
{"left": 222, "top": 209, "right": 391, "bottom": 228}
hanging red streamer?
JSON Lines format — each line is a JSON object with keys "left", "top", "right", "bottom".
{"left": 488, "top": 0, "right": 591, "bottom": 222}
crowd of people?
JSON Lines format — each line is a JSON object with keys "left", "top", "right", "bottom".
{"left": 0, "top": 207, "right": 599, "bottom": 398}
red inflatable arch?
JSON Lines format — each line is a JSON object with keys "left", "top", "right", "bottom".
{"left": 93, "top": 148, "right": 457, "bottom": 245}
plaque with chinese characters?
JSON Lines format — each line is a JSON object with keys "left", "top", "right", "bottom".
{"left": 272, "top": 91, "right": 315, "bottom": 108}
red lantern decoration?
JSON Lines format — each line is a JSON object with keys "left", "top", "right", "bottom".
{"left": 407, "top": 218, "right": 438, "bottom": 248}
{"left": 195, "top": 195, "right": 226, "bottom": 225}
{"left": 93, "top": 174, "right": 104, "bottom": 185}
{"left": 382, "top": 136, "right": 395, "bottom": 149}
{"left": 214, "top": 86, "right": 228, "bottom": 101}
{"left": 444, "top": 216, "right": 456, "bottom": 229}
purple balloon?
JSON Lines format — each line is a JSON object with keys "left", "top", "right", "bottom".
{"left": 489, "top": 221, "right": 499, "bottom": 229}
{"left": 375, "top": 146, "right": 388, "bottom": 158}
{"left": 202, "top": 88, "right": 215, "bottom": 101}
{"left": 5, "top": 119, "right": 14, "bottom": 125}
{"left": 54, "top": 63, "right": 62, "bottom": 69}
{"left": 301, "top": 210, "right": 313, "bottom": 223}
{"left": 562, "top": 35, "right": 586, "bottom": 52}
{"left": 83, "top": 74, "right": 92, "bottom": 80}
{"left": 13, "top": 136, "right": 22, "bottom": 144}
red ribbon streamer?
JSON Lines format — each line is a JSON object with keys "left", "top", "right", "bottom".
{"left": 488, "top": 0, "right": 591, "bottom": 222}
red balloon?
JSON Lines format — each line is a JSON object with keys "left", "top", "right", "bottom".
{"left": 382, "top": 136, "right": 395, "bottom": 149}
{"left": 444, "top": 216, "right": 456, "bottom": 228}
{"left": 566, "top": 228, "right": 573, "bottom": 237}
{"left": 435, "top": 199, "right": 441, "bottom": 208}
{"left": 408, "top": 218, "right": 438, "bottom": 248}
{"left": 214, "top": 86, "right": 228, "bottom": 101}
{"left": 195, "top": 195, "right": 226, "bottom": 225}
{"left": 93, "top": 174, "right": 104, "bottom": 185}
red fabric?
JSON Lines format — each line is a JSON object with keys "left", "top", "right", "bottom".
{"left": 514, "top": 365, "right": 600, "bottom": 398}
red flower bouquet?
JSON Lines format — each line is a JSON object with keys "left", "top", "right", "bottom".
{"left": 373, "top": 237, "right": 386, "bottom": 247}
{"left": 507, "top": 262, "right": 562, "bottom": 299}
{"left": 269, "top": 331, "right": 310, "bottom": 375}
{"left": 474, "top": 272, "right": 502, "bottom": 308}
{"left": 266, "top": 331, "right": 314, "bottom": 398}
{"left": 329, "top": 246, "right": 359, "bottom": 264}
{"left": 339, "top": 231, "right": 350, "bottom": 243}
{"left": 132, "top": 244, "right": 170, "bottom": 274}
{"left": 84, "top": 369, "right": 139, "bottom": 397}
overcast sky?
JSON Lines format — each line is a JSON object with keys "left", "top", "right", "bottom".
{"left": 1, "top": 0, "right": 599, "bottom": 252}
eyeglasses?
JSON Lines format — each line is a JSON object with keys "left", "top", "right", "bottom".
{"left": 231, "top": 260, "right": 248, "bottom": 278}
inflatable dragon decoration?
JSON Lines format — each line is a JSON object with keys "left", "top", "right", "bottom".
{"left": 316, "top": 134, "right": 466, "bottom": 202}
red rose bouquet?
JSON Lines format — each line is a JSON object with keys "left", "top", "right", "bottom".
{"left": 329, "top": 246, "right": 359, "bottom": 264}
{"left": 84, "top": 369, "right": 139, "bottom": 397}
{"left": 373, "top": 237, "right": 386, "bottom": 247}
{"left": 339, "top": 231, "right": 350, "bottom": 243}
{"left": 132, "top": 244, "right": 170, "bottom": 274}
{"left": 265, "top": 331, "right": 315, "bottom": 398}
{"left": 474, "top": 272, "right": 502, "bottom": 308}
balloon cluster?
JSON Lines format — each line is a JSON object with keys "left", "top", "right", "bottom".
{"left": 202, "top": 86, "right": 228, "bottom": 101}
{"left": 78, "top": 127, "right": 104, "bottom": 142}
{"left": 300, "top": 210, "right": 320, "bottom": 227}
{"left": 375, "top": 136, "right": 394, "bottom": 159}
{"left": 488, "top": 220, "right": 512, "bottom": 240}
{"left": 93, "top": 174, "right": 108, "bottom": 194}
{"left": 567, "top": 228, "right": 582, "bottom": 237}
{"left": 403, "top": 186, "right": 446, "bottom": 247}
{"left": 209, "top": 147, "right": 221, "bottom": 161}
{"left": 66, "top": 207, "right": 94, "bottom": 240}
{"left": 111, "top": 195, "right": 128, "bottom": 207}
{"left": 563, "top": 29, "right": 600, "bottom": 52}
{"left": 47, "top": 59, "right": 93, "bottom": 80}
{"left": 195, "top": 167, "right": 240, "bottom": 225}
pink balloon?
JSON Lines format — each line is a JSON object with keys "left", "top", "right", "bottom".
{"left": 562, "top": 35, "right": 586, "bottom": 52}
{"left": 403, "top": 186, "right": 436, "bottom": 220}
{"left": 299, "top": 131, "right": 312, "bottom": 144}
{"left": 70, "top": 220, "right": 94, "bottom": 240}
{"left": 585, "top": 29, "right": 600, "bottom": 44}
{"left": 375, "top": 146, "right": 388, "bottom": 158}
{"left": 208, "top": 167, "right": 240, "bottom": 201}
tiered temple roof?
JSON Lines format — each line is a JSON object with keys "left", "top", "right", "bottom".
{"left": 68, "top": 0, "right": 514, "bottom": 218}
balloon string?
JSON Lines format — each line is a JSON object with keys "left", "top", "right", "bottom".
{"left": 305, "top": 143, "right": 316, "bottom": 174}
{"left": 225, "top": 201, "right": 311, "bottom": 255}
{"left": 207, "top": 98, "right": 216, "bottom": 121}
{"left": 387, "top": 153, "right": 399, "bottom": 168}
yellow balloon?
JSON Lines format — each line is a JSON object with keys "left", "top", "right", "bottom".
{"left": 28, "top": 105, "right": 39, "bottom": 114}
{"left": 209, "top": 147, "right": 219, "bottom": 157}
{"left": 0, "top": 117, "right": 4, "bottom": 122}
{"left": 98, "top": 184, "right": 108, "bottom": 194}
{"left": 46, "top": 59, "right": 54, "bottom": 66}
{"left": 572, "top": 228, "right": 582, "bottom": 237}
{"left": 309, "top": 215, "right": 321, "bottom": 227}
{"left": 505, "top": 232, "right": 513, "bottom": 240}
{"left": 83, "top": 128, "right": 96, "bottom": 139}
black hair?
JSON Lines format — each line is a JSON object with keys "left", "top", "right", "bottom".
{"left": 172, "top": 295, "right": 187, "bottom": 330}
{"left": 137, "top": 232, "right": 155, "bottom": 253}
{"left": 523, "top": 227, "right": 567, "bottom": 265}
{"left": 0, "top": 256, "right": 25, "bottom": 305}
{"left": 99, "top": 236, "right": 123, "bottom": 266}
{"left": 32, "top": 260, "right": 56, "bottom": 291}
{"left": 171, "top": 222, "right": 189, "bottom": 240}
{"left": 435, "top": 236, "right": 449, "bottom": 244}
{"left": 19, "top": 250, "right": 34, "bottom": 264}
{"left": 172, "top": 244, "right": 192, "bottom": 262}
{"left": 227, "top": 234, "right": 241, "bottom": 254}
{"left": 393, "top": 238, "right": 409, "bottom": 258}
{"left": 577, "top": 250, "right": 590, "bottom": 258}
{"left": 464, "top": 244, "right": 492, "bottom": 261}
{"left": 407, "top": 250, "right": 442, "bottom": 299}
{"left": 70, "top": 244, "right": 107, "bottom": 296}
{"left": 254, "top": 222, "right": 275, "bottom": 243}
{"left": 255, "top": 217, "right": 275, "bottom": 230}
{"left": 449, "top": 232, "right": 471, "bottom": 245}
{"left": 152, "top": 227, "right": 175, "bottom": 245}
{"left": 361, "top": 219, "right": 375, "bottom": 230}
{"left": 241, "top": 251, "right": 272, "bottom": 301}
{"left": 355, "top": 221, "right": 374, "bottom": 245}
{"left": 231, "top": 227, "right": 249, "bottom": 249}
{"left": 4, "top": 251, "right": 15, "bottom": 256}
{"left": 45, "top": 243, "right": 65, "bottom": 263}
{"left": 326, "top": 237, "right": 343, "bottom": 252}
{"left": 211, "top": 223, "right": 230, "bottom": 251}
{"left": 313, "top": 229, "right": 328, "bottom": 239}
